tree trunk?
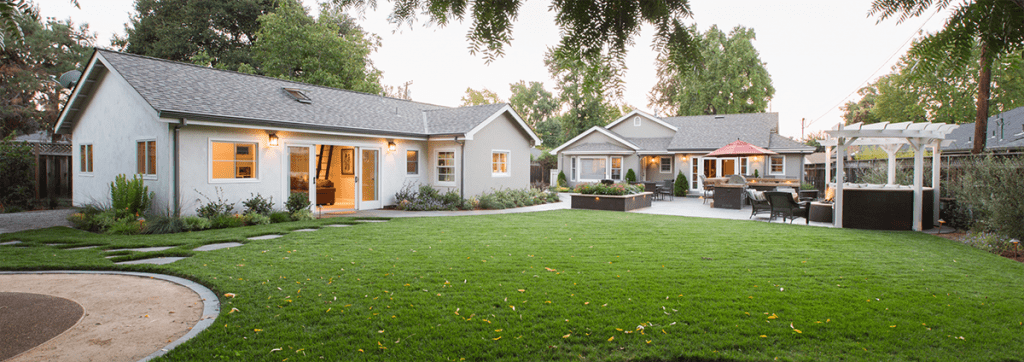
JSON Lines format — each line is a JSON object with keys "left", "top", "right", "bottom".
{"left": 972, "top": 42, "right": 992, "bottom": 154}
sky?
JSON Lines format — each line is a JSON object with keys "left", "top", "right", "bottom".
{"left": 35, "top": 0, "right": 953, "bottom": 139}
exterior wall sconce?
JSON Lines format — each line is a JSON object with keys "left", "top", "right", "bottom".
{"left": 388, "top": 141, "right": 397, "bottom": 152}
{"left": 268, "top": 133, "right": 279, "bottom": 147}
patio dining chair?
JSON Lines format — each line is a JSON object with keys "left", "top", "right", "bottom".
{"left": 658, "top": 180, "right": 674, "bottom": 201}
{"left": 643, "top": 182, "right": 662, "bottom": 201}
{"left": 765, "top": 191, "right": 809, "bottom": 224}
{"left": 745, "top": 188, "right": 771, "bottom": 219}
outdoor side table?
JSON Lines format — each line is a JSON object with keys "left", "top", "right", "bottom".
{"left": 809, "top": 202, "right": 833, "bottom": 223}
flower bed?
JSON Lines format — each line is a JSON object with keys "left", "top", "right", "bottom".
{"left": 570, "top": 183, "right": 651, "bottom": 211}
{"left": 572, "top": 183, "right": 644, "bottom": 195}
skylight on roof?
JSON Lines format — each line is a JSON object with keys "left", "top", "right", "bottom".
{"left": 283, "top": 88, "right": 312, "bottom": 103}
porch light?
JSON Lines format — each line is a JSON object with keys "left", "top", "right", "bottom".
{"left": 388, "top": 141, "right": 397, "bottom": 152}
{"left": 268, "top": 133, "right": 279, "bottom": 147}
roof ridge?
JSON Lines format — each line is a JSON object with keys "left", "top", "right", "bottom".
{"left": 96, "top": 48, "right": 450, "bottom": 109}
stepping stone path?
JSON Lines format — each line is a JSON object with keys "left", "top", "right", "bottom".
{"left": 357, "top": 220, "right": 388, "bottom": 223}
{"left": 325, "top": 224, "right": 351, "bottom": 227}
{"left": 106, "top": 246, "right": 174, "bottom": 253}
{"left": 293, "top": 228, "right": 318, "bottom": 232}
{"left": 116, "top": 257, "right": 188, "bottom": 265}
{"left": 0, "top": 240, "right": 22, "bottom": 246}
{"left": 247, "top": 234, "right": 282, "bottom": 240}
{"left": 193, "top": 242, "right": 243, "bottom": 251}
{"left": 67, "top": 245, "right": 98, "bottom": 250}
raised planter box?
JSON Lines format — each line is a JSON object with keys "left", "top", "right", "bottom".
{"left": 571, "top": 192, "right": 653, "bottom": 212}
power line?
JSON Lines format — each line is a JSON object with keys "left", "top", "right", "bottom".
{"left": 805, "top": 9, "right": 940, "bottom": 129}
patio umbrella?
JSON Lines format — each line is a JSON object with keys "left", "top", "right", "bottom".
{"left": 704, "top": 139, "right": 777, "bottom": 157}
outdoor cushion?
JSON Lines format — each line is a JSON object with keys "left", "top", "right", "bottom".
{"left": 753, "top": 190, "right": 767, "bottom": 202}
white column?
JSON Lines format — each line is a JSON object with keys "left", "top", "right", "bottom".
{"left": 881, "top": 144, "right": 901, "bottom": 184}
{"left": 931, "top": 140, "right": 941, "bottom": 225}
{"left": 824, "top": 145, "right": 832, "bottom": 190}
{"left": 835, "top": 141, "right": 845, "bottom": 228}
{"left": 911, "top": 139, "right": 924, "bottom": 232}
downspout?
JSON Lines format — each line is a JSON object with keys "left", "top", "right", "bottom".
{"left": 173, "top": 118, "right": 186, "bottom": 216}
{"left": 456, "top": 136, "right": 465, "bottom": 199}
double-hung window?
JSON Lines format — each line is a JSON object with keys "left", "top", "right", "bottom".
{"left": 80, "top": 144, "right": 93, "bottom": 173}
{"left": 660, "top": 157, "right": 672, "bottom": 173}
{"left": 212, "top": 141, "right": 257, "bottom": 180}
{"left": 406, "top": 150, "right": 419, "bottom": 175}
{"left": 610, "top": 156, "right": 622, "bottom": 180}
{"left": 740, "top": 157, "right": 749, "bottom": 175}
{"left": 437, "top": 151, "right": 455, "bottom": 183}
{"left": 137, "top": 140, "right": 156, "bottom": 176}
{"left": 492, "top": 151, "right": 509, "bottom": 176}
{"left": 769, "top": 155, "right": 785, "bottom": 175}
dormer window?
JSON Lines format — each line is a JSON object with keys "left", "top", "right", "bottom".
{"left": 283, "top": 88, "right": 312, "bottom": 103}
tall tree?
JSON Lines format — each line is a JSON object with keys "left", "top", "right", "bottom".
{"left": 253, "top": 2, "right": 383, "bottom": 94}
{"left": 508, "top": 81, "right": 558, "bottom": 129}
{"left": 545, "top": 46, "right": 622, "bottom": 140}
{"left": 460, "top": 87, "right": 503, "bottom": 106}
{"left": 1, "top": 4, "right": 93, "bottom": 137}
{"left": 117, "top": 0, "right": 289, "bottom": 71}
{"left": 870, "top": 0, "right": 1024, "bottom": 153}
{"left": 334, "top": 0, "right": 696, "bottom": 84}
{"left": 841, "top": 83, "right": 883, "bottom": 125}
{"left": 648, "top": 25, "right": 775, "bottom": 116}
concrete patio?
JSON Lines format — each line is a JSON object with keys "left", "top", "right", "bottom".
{"left": 345, "top": 194, "right": 835, "bottom": 227}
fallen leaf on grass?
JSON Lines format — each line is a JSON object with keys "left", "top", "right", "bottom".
{"left": 493, "top": 336, "right": 502, "bottom": 341}
{"left": 760, "top": 335, "right": 767, "bottom": 338}
{"left": 270, "top": 348, "right": 282, "bottom": 352}
{"left": 607, "top": 336, "right": 614, "bottom": 341}
{"left": 563, "top": 334, "right": 571, "bottom": 338}
{"left": 229, "top": 308, "right": 240, "bottom": 314}
{"left": 224, "top": 293, "right": 236, "bottom": 298}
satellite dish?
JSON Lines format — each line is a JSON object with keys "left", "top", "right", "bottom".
{"left": 58, "top": 70, "right": 82, "bottom": 89}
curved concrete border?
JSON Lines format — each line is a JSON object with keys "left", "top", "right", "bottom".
{"left": 0, "top": 270, "right": 220, "bottom": 362}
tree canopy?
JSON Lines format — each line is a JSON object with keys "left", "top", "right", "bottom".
{"left": 253, "top": 2, "right": 383, "bottom": 94}
{"left": 545, "top": 46, "right": 624, "bottom": 141}
{"left": 508, "top": 81, "right": 559, "bottom": 129}
{"left": 460, "top": 87, "right": 503, "bottom": 106}
{"left": 648, "top": 25, "right": 774, "bottom": 116}
{"left": 1, "top": 5, "right": 93, "bottom": 137}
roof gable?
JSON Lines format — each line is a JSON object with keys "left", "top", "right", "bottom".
{"left": 551, "top": 127, "right": 639, "bottom": 154}
{"left": 664, "top": 113, "right": 779, "bottom": 151}
{"left": 606, "top": 110, "right": 678, "bottom": 133}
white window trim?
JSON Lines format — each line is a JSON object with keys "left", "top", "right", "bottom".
{"left": 435, "top": 148, "right": 457, "bottom": 187}
{"left": 610, "top": 156, "right": 623, "bottom": 181}
{"left": 570, "top": 156, "right": 576, "bottom": 182}
{"left": 769, "top": 155, "right": 786, "bottom": 175}
{"left": 660, "top": 156, "right": 672, "bottom": 174}
{"left": 577, "top": 156, "right": 611, "bottom": 182}
{"left": 406, "top": 149, "right": 420, "bottom": 177}
{"left": 740, "top": 157, "right": 749, "bottom": 176}
{"left": 79, "top": 143, "right": 94, "bottom": 176}
{"left": 633, "top": 116, "right": 641, "bottom": 126}
{"left": 491, "top": 149, "right": 511, "bottom": 177}
{"left": 136, "top": 138, "right": 157, "bottom": 180}
{"left": 208, "top": 138, "right": 261, "bottom": 184}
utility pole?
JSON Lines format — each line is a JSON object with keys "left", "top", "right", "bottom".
{"left": 801, "top": 118, "right": 806, "bottom": 140}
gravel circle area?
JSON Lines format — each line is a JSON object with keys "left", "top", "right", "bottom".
{"left": 0, "top": 209, "right": 76, "bottom": 235}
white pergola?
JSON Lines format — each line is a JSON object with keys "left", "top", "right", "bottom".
{"left": 822, "top": 122, "right": 959, "bottom": 231}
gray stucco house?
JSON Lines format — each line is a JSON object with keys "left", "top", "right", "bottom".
{"left": 54, "top": 50, "right": 541, "bottom": 213}
{"left": 552, "top": 110, "right": 813, "bottom": 191}
{"left": 941, "top": 106, "right": 1024, "bottom": 154}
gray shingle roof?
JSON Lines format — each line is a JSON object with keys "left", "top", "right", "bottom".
{"left": 86, "top": 50, "right": 513, "bottom": 137}
{"left": 943, "top": 106, "right": 1024, "bottom": 152}
{"left": 623, "top": 137, "right": 673, "bottom": 152}
{"left": 662, "top": 113, "right": 779, "bottom": 151}
{"left": 768, "top": 133, "right": 811, "bottom": 150}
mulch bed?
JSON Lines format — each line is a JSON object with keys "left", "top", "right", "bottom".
{"left": 934, "top": 231, "right": 1023, "bottom": 263}
{"left": 0, "top": 292, "right": 84, "bottom": 360}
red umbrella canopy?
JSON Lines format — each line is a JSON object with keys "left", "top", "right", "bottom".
{"left": 704, "top": 139, "right": 778, "bottom": 157}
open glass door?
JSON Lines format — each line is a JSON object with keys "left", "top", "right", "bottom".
{"left": 288, "top": 146, "right": 313, "bottom": 207}
{"left": 360, "top": 148, "right": 381, "bottom": 209}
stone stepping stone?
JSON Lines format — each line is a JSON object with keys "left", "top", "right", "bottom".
{"left": 0, "top": 240, "right": 22, "bottom": 246}
{"left": 324, "top": 224, "right": 351, "bottom": 228}
{"left": 116, "top": 257, "right": 187, "bottom": 265}
{"left": 292, "top": 228, "right": 318, "bottom": 232}
{"left": 193, "top": 242, "right": 243, "bottom": 251}
{"left": 46, "top": 243, "right": 64, "bottom": 246}
{"left": 106, "top": 246, "right": 174, "bottom": 253}
{"left": 247, "top": 234, "right": 282, "bottom": 240}
{"left": 357, "top": 220, "right": 388, "bottom": 223}
{"left": 68, "top": 245, "right": 98, "bottom": 250}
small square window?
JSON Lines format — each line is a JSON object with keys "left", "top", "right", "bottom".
{"left": 769, "top": 155, "right": 785, "bottom": 175}
{"left": 492, "top": 151, "right": 509, "bottom": 176}
{"left": 660, "top": 157, "right": 672, "bottom": 173}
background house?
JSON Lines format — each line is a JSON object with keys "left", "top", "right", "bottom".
{"left": 942, "top": 106, "right": 1024, "bottom": 154}
{"left": 54, "top": 50, "right": 540, "bottom": 214}
{"left": 552, "top": 111, "right": 813, "bottom": 191}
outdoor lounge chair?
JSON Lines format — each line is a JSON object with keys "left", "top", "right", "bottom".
{"left": 765, "top": 191, "right": 809, "bottom": 224}
{"left": 745, "top": 189, "right": 771, "bottom": 219}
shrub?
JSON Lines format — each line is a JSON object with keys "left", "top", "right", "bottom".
{"left": 477, "top": 188, "right": 555, "bottom": 210}
{"left": 557, "top": 171, "right": 567, "bottom": 187}
{"left": 105, "top": 217, "right": 143, "bottom": 235}
{"left": 269, "top": 211, "right": 292, "bottom": 223}
{"left": 196, "top": 188, "right": 235, "bottom": 219}
{"left": 957, "top": 231, "right": 1017, "bottom": 255}
{"left": 573, "top": 183, "right": 643, "bottom": 196}
{"left": 286, "top": 192, "right": 311, "bottom": 214}
{"left": 674, "top": 172, "right": 688, "bottom": 197}
{"left": 142, "top": 213, "right": 187, "bottom": 234}
{"left": 625, "top": 169, "right": 636, "bottom": 183}
{"left": 243, "top": 212, "right": 271, "bottom": 225}
{"left": 753, "top": 169, "right": 759, "bottom": 178}
{"left": 67, "top": 204, "right": 107, "bottom": 232}
{"left": 950, "top": 155, "right": 1024, "bottom": 240}
{"left": 242, "top": 193, "right": 274, "bottom": 215}
{"left": 181, "top": 216, "right": 212, "bottom": 231}
{"left": 210, "top": 214, "right": 244, "bottom": 229}
{"left": 291, "top": 209, "right": 314, "bottom": 221}
{"left": 394, "top": 183, "right": 463, "bottom": 211}
{"left": 110, "top": 174, "right": 153, "bottom": 216}
{"left": 0, "top": 135, "right": 35, "bottom": 212}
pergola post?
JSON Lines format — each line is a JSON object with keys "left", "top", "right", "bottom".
{"left": 881, "top": 144, "right": 901, "bottom": 184}
{"left": 824, "top": 145, "right": 832, "bottom": 190}
{"left": 835, "top": 140, "right": 846, "bottom": 228}
{"left": 911, "top": 139, "right": 925, "bottom": 231}
{"left": 931, "top": 140, "right": 941, "bottom": 225}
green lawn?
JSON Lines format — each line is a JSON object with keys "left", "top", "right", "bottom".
{"left": 2, "top": 210, "right": 1022, "bottom": 361}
